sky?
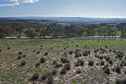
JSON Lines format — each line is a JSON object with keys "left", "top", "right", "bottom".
{"left": 0, "top": 0, "right": 126, "bottom": 18}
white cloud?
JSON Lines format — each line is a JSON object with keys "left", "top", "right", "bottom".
{"left": 0, "top": 0, "right": 39, "bottom": 7}
{"left": 9, "top": 0, "right": 39, "bottom": 4}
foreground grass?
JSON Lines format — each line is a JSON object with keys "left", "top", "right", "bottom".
{"left": 0, "top": 38, "right": 126, "bottom": 48}
{"left": 0, "top": 38, "right": 126, "bottom": 84}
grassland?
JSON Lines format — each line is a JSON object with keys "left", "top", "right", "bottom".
{"left": 0, "top": 38, "right": 126, "bottom": 48}
{"left": 0, "top": 38, "right": 126, "bottom": 84}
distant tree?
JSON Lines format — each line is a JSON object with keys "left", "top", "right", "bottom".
{"left": 118, "top": 23, "right": 126, "bottom": 38}
{"left": 0, "top": 28, "right": 6, "bottom": 38}
{"left": 0, "top": 33, "right": 5, "bottom": 38}
{"left": 40, "top": 26, "right": 48, "bottom": 38}
{"left": 25, "top": 29, "right": 36, "bottom": 38}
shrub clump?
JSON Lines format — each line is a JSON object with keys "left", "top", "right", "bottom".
{"left": 40, "top": 57, "right": 46, "bottom": 63}
{"left": 60, "top": 68, "right": 67, "bottom": 75}
{"left": 60, "top": 63, "right": 71, "bottom": 75}
{"left": 83, "top": 50, "right": 90, "bottom": 56}
{"left": 18, "top": 51, "right": 23, "bottom": 55}
{"left": 17, "top": 56, "right": 22, "bottom": 60}
{"left": 7, "top": 47, "right": 11, "bottom": 50}
{"left": 75, "top": 59, "right": 84, "bottom": 67}
{"left": 29, "top": 73, "right": 39, "bottom": 81}
{"left": 114, "top": 66, "right": 121, "bottom": 74}
{"left": 19, "top": 60, "right": 26, "bottom": 67}
{"left": 60, "top": 57, "right": 69, "bottom": 64}
{"left": 88, "top": 60, "right": 94, "bottom": 66}
{"left": 74, "top": 49, "right": 82, "bottom": 58}
{"left": 69, "top": 51, "right": 73, "bottom": 55}
{"left": 0, "top": 49, "right": 2, "bottom": 52}
{"left": 47, "top": 74, "right": 54, "bottom": 84}
{"left": 53, "top": 61, "right": 62, "bottom": 68}
{"left": 103, "top": 65, "right": 111, "bottom": 75}
{"left": 64, "top": 63, "right": 71, "bottom": 71}
{"left": 36, "top": 51, "right": 40, "bottom": 54}
{"left": 22, "top": 55, "right": 26, "bottom": 58}
{"left": 76, "top": 68, "right": 81, "bottom": 74}
{"left": 115, "top": 51, "right": 124, "bottom": 60}
{"left": 51, "top": 69, "right": 57, "bottom": 76}
{"left": 116, "top": 79, "right": 126, "bottom": 84}
{"left": 40, "top": 75, "right": 47, "bottom": 81}
{"left": 44, "top": 52, "right": 48, "bottom": 56}
{"left": 100, "top": 61, "right": 105, "bottom": 66}
{"left": 35, "top": 63, "right": 41, "bottom": 68}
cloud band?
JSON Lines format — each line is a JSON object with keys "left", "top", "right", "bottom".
{"left": 0, "top": 0, "right": 39, "bottom": 7}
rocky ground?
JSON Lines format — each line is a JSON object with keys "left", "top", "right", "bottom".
{"left": 0, "top": 46, "right": 126, "bottom": 84}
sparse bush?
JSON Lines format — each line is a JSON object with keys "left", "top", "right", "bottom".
{"left": 75, "top": 59, "right": 84, "bottom": 67}
{"left": 94, "top": 48, "right": 99, "bottom": 53}
{"left": 100, "top": 61, "right": 105, "bottom": 66}
{"left": 60, "top": 63, "right": 71, "bottom": 75}
{"left": 105, "top": 45, "right": 108, "bottom": 48}
{"left": 120, "top": 60, "right": 126, "bottom": 67}
{"left": 98, "top": 56, "right": 104, "bottom": 60}
{"left": 18, "top": 51, "right": 23, "bottom": 55}
{"left": 116, "top": 79, "right": 126, "bottom": 84}
{"left": 17, "top": 56, "right": 22, "bottom": 60}
{"left": 7, "top": 47, "right": 10, "bottom": 50}
{"left": 76, "top": 69, "right": 81, "bottom": 74}
{"left": 62, "top": 52, "right": 67, "bottom": 57}
{"left": 29, "top": 73, "right": 39, "bottom": 81}
{"left": 0, "top": 49, "right": 2, "bottom": 52}
{"left": 40, "top": 45, "right": 43, "bottom": 48}
{"left": 35, "top": 63, "right": 40, "bottom": 68}
{"left": 40, "top": 75, "right": 47, "bottom": 81}
{"left": 83, "top": 50, "right": 90, "bottom": 56}
{"left": 104, "top": 56, "right": 110, "bottom": 62}
{"left": 99, "top": 48, "right": 106, "bottom": 54}
{"left": 114, "top": 66, "right": 121, "bottom": 74}
{"left": 69, "top": 51, "right": 73, "bottom": 55}
{"left": 108, "top": 60, "right": 113, "bottom": 65}
{"left": 76, "top": 44, "right": 79, "bottom": 47}
{"left": 47, "top": 74, "right": 54, "bottom": 84}
{"left": 64, "top": 63, "right": 71, "bottom": 71}
{"left": 60, "top": 57, "right": 69, "bottom": 64}
{"left": 32, "top": 49, "right": 36, "bottom": 52}
{"left": 103, "top": 65, "right": 110, "bottom": 75}
{"left": 104, "top": 68, "right": 111, "bottom": 75}
{"left": 88, "top": 60, "right": 94, "bottom": 66}
{"left": 44, "top": 52, "right": 48, "bottom": 56}
{"left": 36, "top": 51, "right": 40, "bottom": 54}
{"left": 75, "top": 49, "right": 81, "bottom": 58}
{"left": 60, "top": 68, "right": 67, "bottom": 75}
{"left": 40, "top": 57, "right": 46, "bottom": 63}
{"left": 115, "top": 51, "right": 124, "bottom": 60}
{"left": 54, "top": 62, "right": 62, "bottom": 68}
{"left": 51, "top": 69, "right": 57, "bottom": 76}
{"left": 22, "top": 55, "right": 26, "bottom": 58}
{"left": 52, "top": 60, "right": 57, "bottom": 65}
{"left": 64, "top": 48, "right": 66, "bottom": 50}
{"left": 19, "top": 60, "right": 26, "bottom": 67}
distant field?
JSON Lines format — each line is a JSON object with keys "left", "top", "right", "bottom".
{"left": 0, "top": 38, "right": 126, "bottom": 48}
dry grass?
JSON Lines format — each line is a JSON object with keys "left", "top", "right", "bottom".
{"left": 0, "top": 39, "right": 126, "bottom": 84}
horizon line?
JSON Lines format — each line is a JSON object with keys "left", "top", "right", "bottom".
{"left": 0, "top": 16, "right": 126, "bottom": 19}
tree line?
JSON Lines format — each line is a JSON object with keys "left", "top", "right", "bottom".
{"left": 0, "top": 21, "right": 126, "bottom": 38}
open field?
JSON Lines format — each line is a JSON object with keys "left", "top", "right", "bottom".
{"left": 0, "top": 38, "right": 126, "bottom": 48}
{"left": 0, "top": 39, "right": 126, "bottom": 84}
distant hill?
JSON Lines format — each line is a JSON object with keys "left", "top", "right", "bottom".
{"left": 0, "top": 17, "right": 126, "bottom": 24}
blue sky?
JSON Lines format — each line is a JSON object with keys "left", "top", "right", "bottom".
{"left": 0, "top": 0, "right": 126, "bottom": 18}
